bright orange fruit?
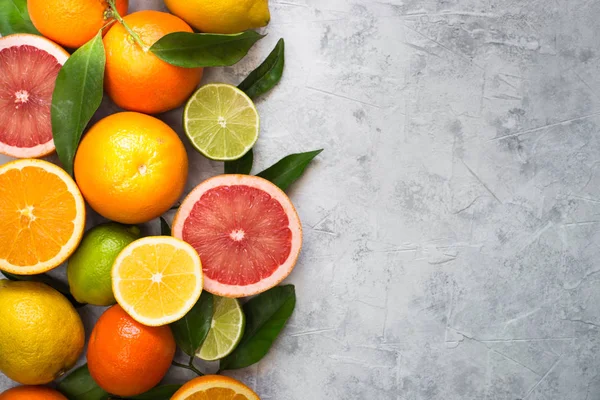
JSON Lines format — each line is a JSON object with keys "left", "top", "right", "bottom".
{"left": 0, "top": 386, "right": 67, "bottom": 400}
{"left": 28, "top": 0, "right": 129, "bottom": 49}
{"left": 0, "top": 159, "right": 85, "bottom": 275}
{"left": 171, "top": 375, "right": 260, "bottom": 400}
{"left": 87, "top": 305, "right": 176, "bottom": 397}
{"left": 103, "top": 10, "right": 203, "bottom": 114}
{"left": 73, "top": 112, "right": 188, "bottom": 224}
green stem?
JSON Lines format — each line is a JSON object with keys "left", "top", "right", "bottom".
{"left": 172, "top": 356, "right": 204, "bottom": 376}
{"left": 105, "top": 0, "right": 150, "bottom": 52}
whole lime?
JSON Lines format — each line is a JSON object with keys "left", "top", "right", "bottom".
{"left": 67, "top": 223, "right": 141, "bottom": 306}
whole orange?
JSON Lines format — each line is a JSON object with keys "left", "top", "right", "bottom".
{"left": 74, "top": 112, "right": 188, "bottom": 224}
{"left": 103, "top": 10, "right": 203, "bottom": 114}
{"left": 28, "top": 0, "right": 129, "bottom": 49}
{"left": 0, "top": 386, "right": 67, "bottom": 400}
{"left": 87, "top": 305, "right": 176, "bottom": 397}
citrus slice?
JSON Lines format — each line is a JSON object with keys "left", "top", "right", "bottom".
{"left": 0, "top": 34, "right": 69, "bottom": 158}
{"left": 112, "top": 236, "right": 204, "bottom": 326}
{"left": 0, "top": 159, "right": 85, "bottom": 275}
{"left": 197, "top": 296, "right": 245, "bottom": 361}
{"left": 172, "top": 174, "right": 302, "bottom": 298}
{"left": 183, "top": 83, "right": 259, "bottom": 161}
{"left": 171, "top": 375, "right": 259, "bottom": 400}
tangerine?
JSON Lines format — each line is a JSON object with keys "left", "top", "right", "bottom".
{"left": 0, "top": 386, "right": 67, "bottom": 400}
{"left": 87, "top": 305, "right": 176, "bottom": 397}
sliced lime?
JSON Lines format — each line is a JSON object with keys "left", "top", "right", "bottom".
{"left": 197, "top": 296, "right": 245, "bottom": 361}
{"left": 183, "top": 83, "right": 259, "bottom": 161}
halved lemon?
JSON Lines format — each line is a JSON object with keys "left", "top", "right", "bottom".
{"left": 0, "top": 159, "right": 85, "bottom": 275}
{"left": 171, "top": 375, "right": 260, "bottom": 400}
{"left": 112, "top": 236, "right": 203, "bottom": 326}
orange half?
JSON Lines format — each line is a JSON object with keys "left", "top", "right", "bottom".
{"left": 0, "top": 159, "right": 85, "bottom": 275}
{"left": 112, "top": 236, "right": 203, "bottom": 326}
{"left": 171, "top": 375, "right": 260, "bottom": 400}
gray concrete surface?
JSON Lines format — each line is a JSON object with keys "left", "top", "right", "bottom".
{"left": 2, "top": 0, "right": 600, "bottom": 398}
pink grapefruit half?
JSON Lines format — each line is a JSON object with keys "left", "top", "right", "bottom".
{"left": 172, "top": 174, "right": 302, "bottom": 298}
{"left": 0, "top": 34, "right": 69, "bottom": 158}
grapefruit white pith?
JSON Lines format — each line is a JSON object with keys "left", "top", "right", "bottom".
{"left": 0, "top": 34, "right": 69, "bottom": 158}
{"left": 172, "top": 174, "right": 302, "bottom": 298}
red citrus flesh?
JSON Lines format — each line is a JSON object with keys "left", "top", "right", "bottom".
{"left": 173, "top": 175, "right": 302, "bottom": 298}
{"left": 0, "top": 34, "right": 68, "bottom": 158}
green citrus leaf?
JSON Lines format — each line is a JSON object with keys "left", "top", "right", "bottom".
{"left": 129, "top": 384, "right": 183, "bottom": 399}
{"left": 220, "top": 285, "right": 295, "bottom": 371}
{"left": 239, "top": 38, "right": 285, "bottom": 99}
{"left": 58, "top": 364, "right": 110, "bottom": 400}
{"left": 150, "top": 31, "right": 265, "bottom": 68}
{"left": 170, "top": 291, "right": 214, "bottom": 356}
{"left": 52, "top": 31, "right": 105, "bottom": 175}
{"left": 257, "top": 149, "right": 323, "bottom": 191}
{"left": 0, "top": 0, "right": 40, "bottom": 35}
{"left": 225, "top": 148, "right": 254, "bottom": 175}
{"left": 0, "top": 270, "right": 85, "bottom": 308}
{"left": 160, "top": 217, "right": 171, "bottom": 236}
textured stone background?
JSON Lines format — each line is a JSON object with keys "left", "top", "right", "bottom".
{"left": 2, "top": 0, "right": 600, "bottom": 398}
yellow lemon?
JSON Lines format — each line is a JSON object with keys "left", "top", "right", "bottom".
{"left": 0, "top": 281, "right": 85, "bottom": 385}
{"left": 112, "top": 236, "right": 203, "bottom": 326}
{"left": 163, "top": 0, "right": 270, "bottom": 34}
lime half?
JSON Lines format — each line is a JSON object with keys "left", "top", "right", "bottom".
{"left": 197, "top": 296, "right": 245, "bottom": 361}
{"left": 184, "top": 83, "right": 259, "bottom": 161}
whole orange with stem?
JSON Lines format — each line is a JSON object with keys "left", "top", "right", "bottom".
{"left": 0, "top": 386, "right": 67, "bottom": 400}
{"left": 103, "top": 10, "right": 204, "bottom": 114}
{"left": 87, "top": 305, "right": 176, "bottom": 397}
{"left": 73, "top": 112, "right": 188, "bottom": 224}
{"left": 28, "top": 0, "right": 129, "bottom": 49}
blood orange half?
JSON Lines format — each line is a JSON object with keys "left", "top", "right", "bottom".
{"left": 172, "top": 175, "right": 302, "bottom": 298}
{"left": 0, "top": 34, "right": 69, "bottom": 158}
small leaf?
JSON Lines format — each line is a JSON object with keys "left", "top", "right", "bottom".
{"left": 257, "top": 149, "right": 323, "bottom": 191}
{"left": 239, "top": 38, "right": 285, "bottom": 99}
{"left": 220, "top": 285, "right": 296, "bottom": 370}
{"left": 171, "top": 291, "right": 214, "bottom": 356}
{"left": 0, "top": 270, "right": 85, "bottom": 308}
{"left": 58, "top": 364, "right": 110, "bottom": 400}
{"left": 0, "top": 0, "right": 40, "bottom": 35}
{"left": 225, "top": 149, "right": 254, "bottom": 175}
{"left": 130, "top": 385, "right": 182, "bottom": 399}
{"left": 150, "top": 31, "right": 265, "bottom": 68}
{"left": 52, "top": 31, "right": 106, "bottom": 175}
{"left": 160, "top": 217, "right": 171, "bottom": 236}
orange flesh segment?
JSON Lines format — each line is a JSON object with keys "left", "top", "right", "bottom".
{"left": 0, "top": 166, "right": 76, "bottom": 266}
{"left": 184, "top": 389, "right": 252, "bottom": 399}
{"left": 115, "top": 244, "right": 201, "bottom": 320}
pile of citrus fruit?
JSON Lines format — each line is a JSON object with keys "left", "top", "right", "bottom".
{"left": 0, "top": 0, "right": 311, "bottom": 399}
